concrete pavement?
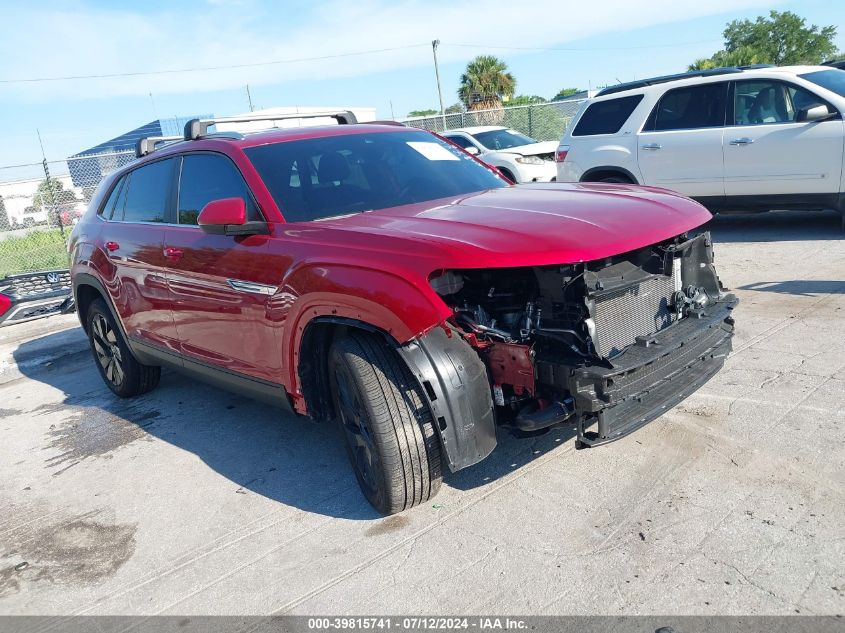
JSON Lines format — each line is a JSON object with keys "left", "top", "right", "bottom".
{"left": 0, "top": 210, "right": 843, "bottom": 616}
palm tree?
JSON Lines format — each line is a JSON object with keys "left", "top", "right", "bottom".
{"left": 458, "top": 56, "right": 516, "bottom": 112}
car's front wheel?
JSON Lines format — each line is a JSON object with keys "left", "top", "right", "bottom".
{"left": 329, "top": 331, "right": 442, "bottom": 514}
{"left": 86, "top": 298, "right": 161, "bottom": 398}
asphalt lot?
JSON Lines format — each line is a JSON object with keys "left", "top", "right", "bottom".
{"left": 0, "top": 210, "right": 843, "bottom": 616}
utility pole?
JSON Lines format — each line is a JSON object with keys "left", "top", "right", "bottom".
{"left": 431, "top": 39, "right": 446, "bottom": 130}
{"left": 246, "top": 84, "right": 255, "bottom": 112}
{"left": 37, "top": 129, "right": 63, "bottom": 238}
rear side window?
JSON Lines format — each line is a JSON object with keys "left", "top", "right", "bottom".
{"left": 572, "top": 95, "right": 644, "bottom": 136}
{"left": 177, "top": 154, "right": 261, "bottom": 225}
{"left": 100, "top": 176, "right": 126, "bottom": 220}
{"left": 645, "top": 83, "right": 727, "bottom": 131}
{"left": 115, "top": 159, "right": 175, "bottom": 223}
{"left": 444, "top": 135, "right": 476, "bottom": 150}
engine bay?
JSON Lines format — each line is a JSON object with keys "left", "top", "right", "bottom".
{"left": 429, "top": 231, "right": 726, "bottom": 423}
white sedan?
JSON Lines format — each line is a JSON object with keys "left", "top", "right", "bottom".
{"left": 441, "top": 126, "right": 557, "bottom": 183}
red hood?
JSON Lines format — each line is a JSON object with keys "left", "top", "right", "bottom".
{"left": 309, "top": 183, "right": 711, "bottom": 268}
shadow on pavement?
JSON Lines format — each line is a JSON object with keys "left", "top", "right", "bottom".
{"left": 700, "top": 209, "right": 843, "bottom": 243}
{"left": 11, "top": 330, "right": 566, "bottom": 517}
{"left": 739, "top": 279, "right": 845, "bottom": 296}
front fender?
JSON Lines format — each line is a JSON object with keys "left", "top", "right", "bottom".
{"left": 280, "top": 263, "right": 452, "bottom": 407}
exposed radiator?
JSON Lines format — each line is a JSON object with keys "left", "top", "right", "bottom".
{"left": 591, "top": 273, "right": 675, "bottom": 358}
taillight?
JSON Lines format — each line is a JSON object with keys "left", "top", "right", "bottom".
{"left": 0, "top": 293, "right": 11, "bottom": 317}
{"left": 555, "top": 145, "right": 569, "bottom": 162}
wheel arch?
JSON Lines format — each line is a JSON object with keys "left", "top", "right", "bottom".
{"left": 73, "top": 273, "right": 119, "bottom": 335}
{"left": 297, "top": 316, "right": 400, "bottom": 424}
{"left": 580, "top": 165, "right": 639, "bottom": 184}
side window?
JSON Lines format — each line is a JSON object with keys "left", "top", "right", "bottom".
{"left": 100, "top": 175, "right": 126, "bottom": 220}
{"left": 445, "top": 135, "right": 476, "bottom": 150}
{"left": 177, "top": 154, "right": 261, "bottom": 225}
{"left": 646, "top": 83, "right": 727, "bottom": 132}
{"left": 734, "top": 80, "right": 826, "bottom": 125}
{"left": 118, "top": 159, "right": 174, "bottom": 223}
{"left": 572, "top": 95, "right": 644, "bottom": 136}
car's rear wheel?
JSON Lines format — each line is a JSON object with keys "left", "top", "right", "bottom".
{"left": 599, "top": 175, "right": 632, "bottom": 184}
{"left": 86, "top": 298, "right": 160, "bottom": 397}
{"left": 329, "top": 331, "right": 442, "bottom": 515}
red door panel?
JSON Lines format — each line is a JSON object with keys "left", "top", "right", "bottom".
{"left": 98, "top": 222, "right": 179, "bottom": 352}
{"left": 163, "top": 226, "right": 282, "bottom": 382}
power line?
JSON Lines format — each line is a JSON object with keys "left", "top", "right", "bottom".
{"left": 0, "top": 43, "right": 430, "bottom": 84}
{"left": 443, "top": 39, "right": 721, "bottom": 52}
{"left": 0, "top": 38, "right": 722, "bottom": 85}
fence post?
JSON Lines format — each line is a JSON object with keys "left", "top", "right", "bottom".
{"left": 528, "top": 106, "right": 534, "bottom": 138}
{"left": 42, "top": 159, "right": 64, "bottom": 238}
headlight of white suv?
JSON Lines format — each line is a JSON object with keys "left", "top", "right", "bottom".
{"left": 514, "top": 155, "right": 545, "bottom": 165}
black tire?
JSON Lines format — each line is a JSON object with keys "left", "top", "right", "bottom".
{"left": 598, "top": 175, "right": 632, "bottom": 184}
{"left": 329, "top": 331, "right": 442, "bottom": 515}
{"left": 86, "top": 298, "right": 160, "bottom": 398}
{"left": 498, "top": 168, "right": 517, "bottom": 183}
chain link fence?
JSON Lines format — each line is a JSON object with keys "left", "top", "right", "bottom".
{"left": 402, "top": 99, "right": 586, "bottom": 141}
{"left": 0, "top": 151, "right": 134, "bottom": 278}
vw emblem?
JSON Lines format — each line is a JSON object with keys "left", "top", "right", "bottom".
{"left": 45, "top": 272, "right": 60, "bottom": 284}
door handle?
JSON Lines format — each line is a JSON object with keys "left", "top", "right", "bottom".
{"left": 163, "top": 247, "right": 183, "bottom": 261}
{"left": 105, "top": 241, "right": 120, "bottom": 252}
{"left": 729, "top": 137, "right": 754, "bottom": 146}
{"left": 641, "top": 143, "right": 662, "bottom": 150}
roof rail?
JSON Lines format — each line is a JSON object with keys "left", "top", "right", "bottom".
{"left": 595, "top": 66, "right": 773, "bottom": 97}
{"left": 135, "top": 135, "right": 183, "bottom": 158}
{"left": 183, "top": 110, "right": 359, "bottom": 140}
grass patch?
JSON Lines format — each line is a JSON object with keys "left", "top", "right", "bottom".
{"left": 0, "top": 229, "right": 69, "bottom": 278}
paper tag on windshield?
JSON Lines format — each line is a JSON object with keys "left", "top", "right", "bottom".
{"left": 407, "top": 141, "right": 460, "bottom": 161}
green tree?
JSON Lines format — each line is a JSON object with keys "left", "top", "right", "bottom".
{"left": 445, "top": 102, "right": 464, "bottom": 114}
{"left": 33, "top": 177, "right": 75, "bottom": 227}
{"left": 407, "top": 108, "right": 439, "bottom": 117}
{"left": 724, "top": 11, "right": 837, "bottom": 65}
{"left": 33, "top": 177, "right": 75, "bottom": 210}
{"left": 690, "top": 11, "right": 837, "bottom": 69}
{"left": 458, "top": 55, "right": 516, "bottom": 112}
{"left": 507, "top": 94, "right": 547, "bottom": 106}
{"left": 552, "top": 87, "right": 581, "bottom": 101}
{"left": 688, "top": 46, "right": 764, "bottom": 71}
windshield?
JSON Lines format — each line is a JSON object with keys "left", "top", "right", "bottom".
{"left": 244, "top": 130, "right": 506, "bottom": 222}
{"left": 472, "top": 128, "right": 537, "bottom": 150}
{"left": 799, "top": 69, "right": 845, "bottom": 98}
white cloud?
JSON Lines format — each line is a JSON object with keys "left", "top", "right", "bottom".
{"left": 0, "top": 0, "right": 776, "bottom": 101}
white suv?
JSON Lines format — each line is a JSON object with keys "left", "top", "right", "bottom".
{"left": 442, "top": 126, "right": 557, "bottom": 183}
{"left": 556, "top": 65, "right": 845, "bottom": 226}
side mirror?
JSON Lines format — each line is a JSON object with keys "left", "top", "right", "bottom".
{"left": 197, "top": 198, "right": 268, "bottom": 236}
{"left": 465, "top": 146, "right": 480, "bottom": 156}
{"left": 799, "top": 104, "right": 836, "bottom": 123}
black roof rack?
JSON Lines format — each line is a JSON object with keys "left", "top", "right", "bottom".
{"left": 595, "top": 65, "right": 775, "bottom": 97}
{"left": 183, "top": 110, "right": 358, "bottom": 140}
{"left": 135, "top": 135, "right": 183, "bottom": 158}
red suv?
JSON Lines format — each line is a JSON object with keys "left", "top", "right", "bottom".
{"left": 69, "top": 112, "right": 737, "bottom": 514}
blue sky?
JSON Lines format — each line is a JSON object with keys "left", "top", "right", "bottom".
{"left": 0, "top": 0, "right": 842, "bottom": 171}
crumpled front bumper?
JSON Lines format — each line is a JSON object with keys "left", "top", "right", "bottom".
{"left": 565, "top": 295, "right": 737, "bottom": 446}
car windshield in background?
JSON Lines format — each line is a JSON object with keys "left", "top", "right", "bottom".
{"left": 244, "top": 131, "right": 506, "bottom": 222}
{"left": 472, "top": 129, "right": 537, "bottom": 150}
{"left": 800, "top": 69, "right": 845, "bottom": 98}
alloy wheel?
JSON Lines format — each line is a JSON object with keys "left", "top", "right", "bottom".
{"left": 91, "top": 314, "right": 124, "bottom": 386}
